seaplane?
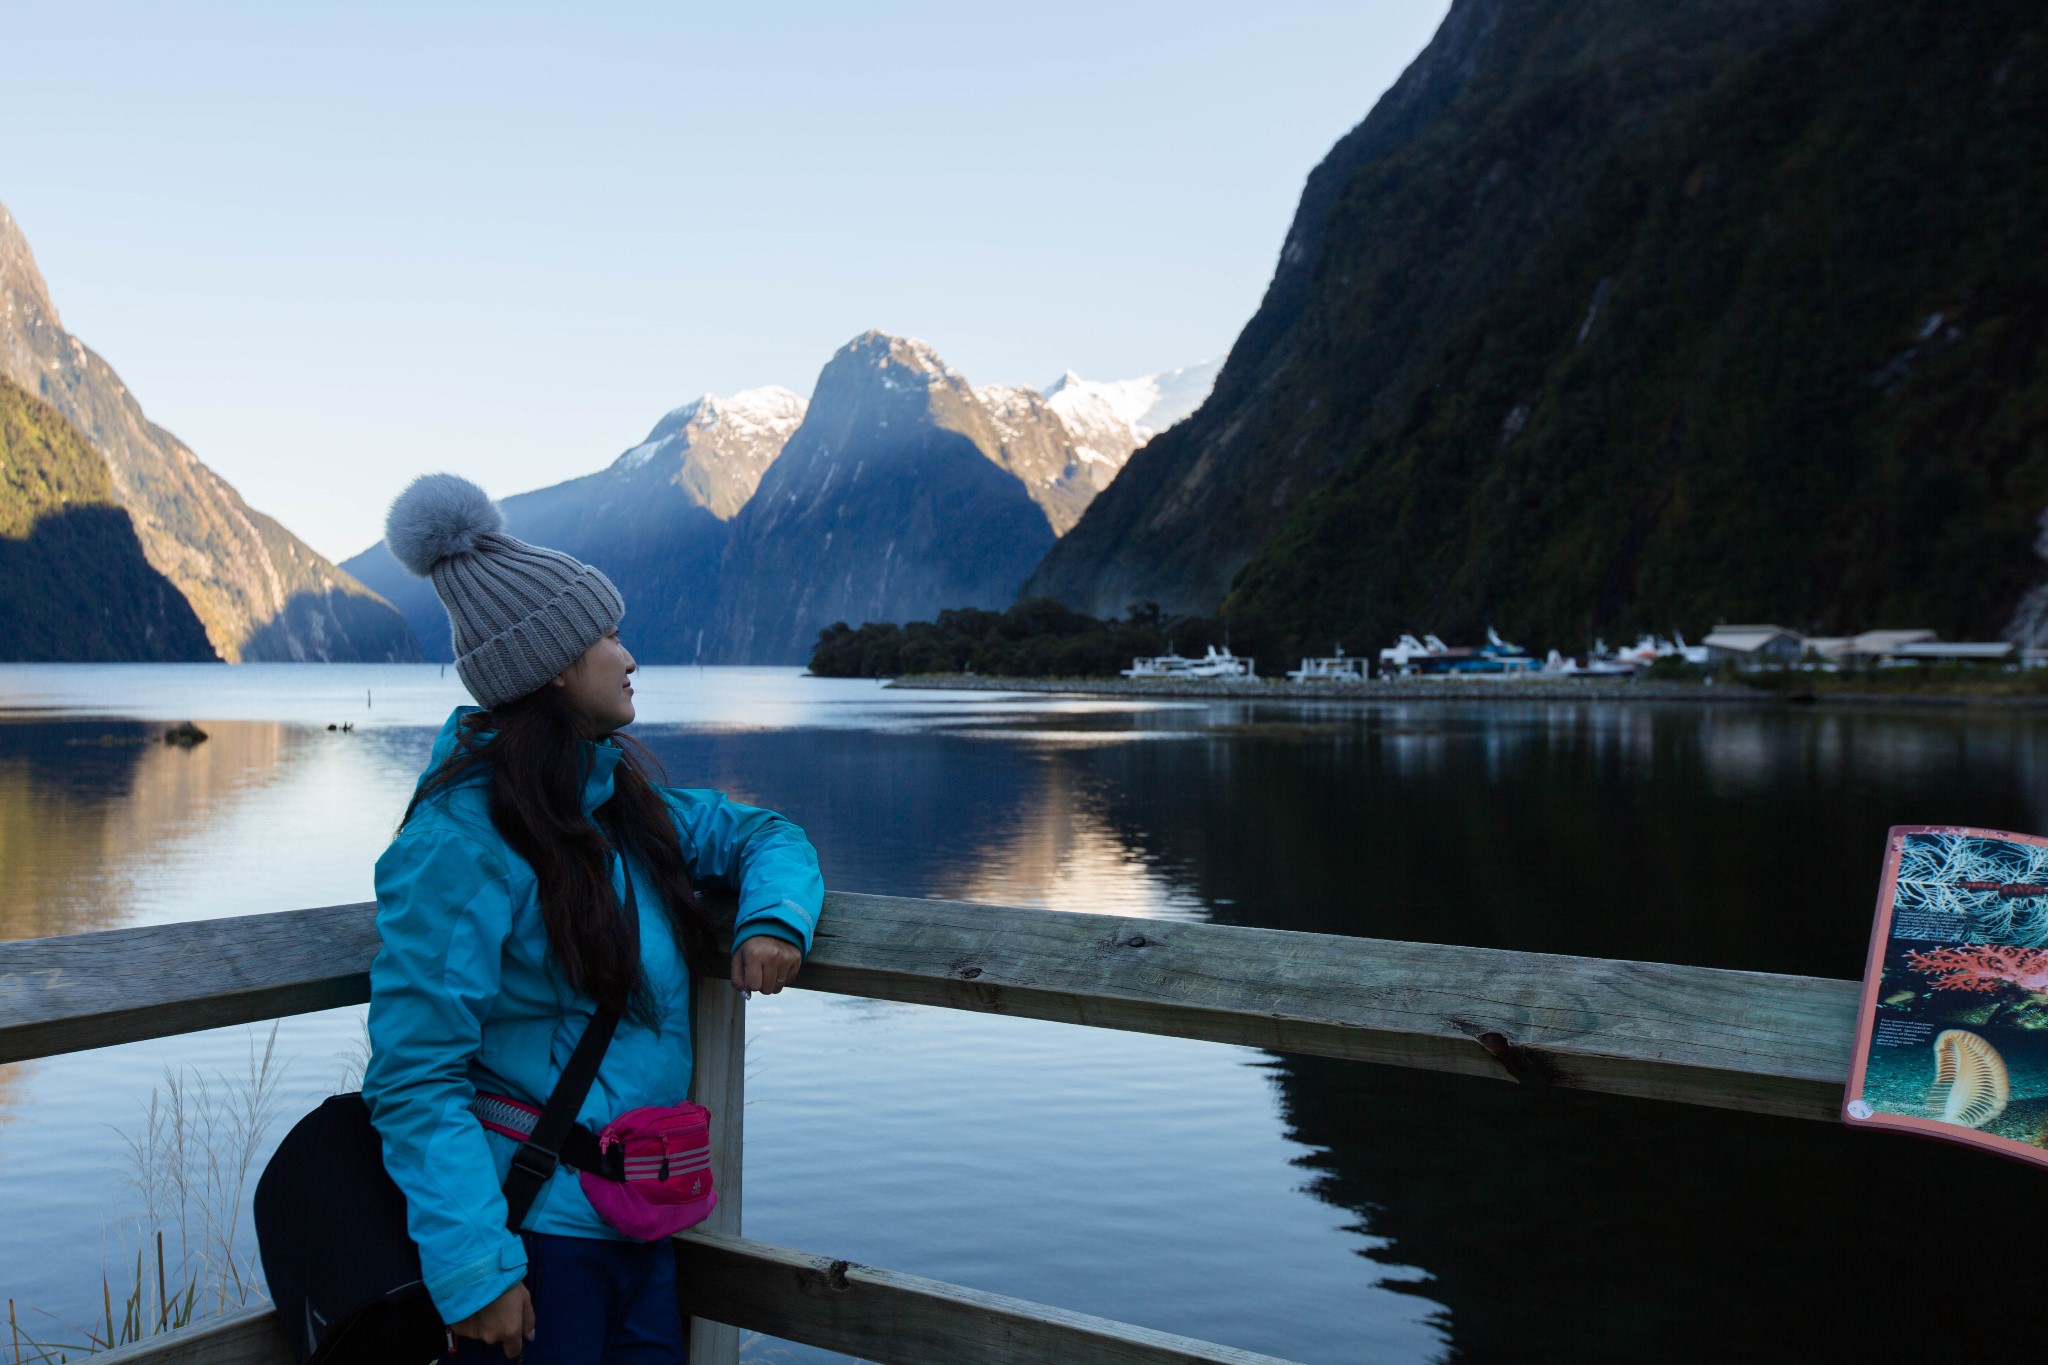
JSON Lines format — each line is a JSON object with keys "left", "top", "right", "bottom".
{"left": 1543, "top": 638, "right": 1638, "bottom": 677}
{"left": 1379, "top": 629, "right": 1538, "bottom": 677}
{"left": 1614, "top": 632, "right": 1709, "bottom": 666}
{"left": 1378, "top": 633, "right": 1461, "bottom": 675}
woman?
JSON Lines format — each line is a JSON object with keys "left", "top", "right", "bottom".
{"left": 363, "top": 474, "right": 822, "bottom": 1363}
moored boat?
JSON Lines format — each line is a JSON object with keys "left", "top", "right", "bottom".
{"left": 1122, "top": 645, "right": 1257, "bottom": 680}
{"left": 1380, "top": 629, "right": 1537, "bottom": 677}
{"left": 1289, "top": 646, "right": 1369, "bottom": 682}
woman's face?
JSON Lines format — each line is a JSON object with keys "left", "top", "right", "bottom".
{"left": 551, "top": 630, "right": 637, "bottom": 737}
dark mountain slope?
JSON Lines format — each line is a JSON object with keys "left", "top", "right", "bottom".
{"left": 0, "top": 375, "right": 215, "bottom": 661}
{"left": 1023, "top": 0, "right": 1538, "bottom": 617}
{"left": 708, "top": 333, "right": 1058, "bottom": 664}
{"left": 1030, "top": 0, "right": 2048, "bottom": 652}
{"left": 1226, "top": 0, "right": 2048, "bottom": 652}
{"left": 0, "top": 202, "right": 418, "bottom": 663}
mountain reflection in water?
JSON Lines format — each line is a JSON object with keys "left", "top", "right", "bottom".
{"left": 4, "top": 674, "right": 2048, "bottom": 1362}
{"left": 633, "top": 700, "right": 2048, "bottom": 1363}
{"left": 986, "top": 701, "right": 2048, "bottom": 1365}
{"left": 0, "top": 717, "right": 430, "bottom": 940}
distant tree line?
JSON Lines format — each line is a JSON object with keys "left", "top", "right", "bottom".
{"left": 808, "top": 599, "right": 1232, "bottom": 678}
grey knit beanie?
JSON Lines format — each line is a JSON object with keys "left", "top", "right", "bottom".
{"left": 384, "top": 473, "right": 625, "bottom": 708}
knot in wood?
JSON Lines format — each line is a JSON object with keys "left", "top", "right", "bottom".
{"left": 1124, "top": 935, "right": 1150, "bottom": 949}
{"left": 957, "top": 966, "right": 983, "bottom": 980}
{"left": 1473, "top": 1029, "right": 1560, "bottom": 1085}
{"left": 798, "top": 1258, "right": 855, "bottom": 1294}
{"left": 1447, "top": 1015, "right": 1560, "bottom": 1085}
{"left": 1476, "top": 1031, "right": 1520, "bottom": 1075}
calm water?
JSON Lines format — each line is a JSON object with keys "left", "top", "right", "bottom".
{"left": 3, "top": 665, "right": 2047, "bottom": 1363}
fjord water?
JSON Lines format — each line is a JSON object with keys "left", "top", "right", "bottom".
{"left": 3, "top": 667, "right": 2047, "bottom": 1362}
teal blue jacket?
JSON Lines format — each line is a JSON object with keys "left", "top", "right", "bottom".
{"left": 362, "top": 708, "right": 823, "bottom": 1323}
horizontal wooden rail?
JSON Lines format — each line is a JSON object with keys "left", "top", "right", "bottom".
{"left": 91, "top": 1304, "right": 289, "bottom": 1364}
{"left": 8, "top": 892, "right": 1865, "bottom": 1364}
{"left": 801, "top": 893, "right": 1858, "bottom": 1121}
{"left": 82, "top": 1230, "right": 1304, "bottom": 1365}
{"left": 0, "top": 891, "right": 1859, "bottom": 1119}
{"left": 671, "top": 1229, "right": 1301, "bottom": 1365}
{"left": 0, "top": 902, "right": 378, "bottom": 1063}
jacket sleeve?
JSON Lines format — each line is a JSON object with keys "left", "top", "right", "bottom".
{"left": 663, "top": 788, "right": 825, "bottom": 954}
{"left": 361, "top": 827, "right": 528, "bottom": 1325}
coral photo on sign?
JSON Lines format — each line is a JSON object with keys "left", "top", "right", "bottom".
{"left": 1845, "top": 827, "right": 2048, "bottom": 1164}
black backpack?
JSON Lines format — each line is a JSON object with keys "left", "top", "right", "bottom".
{"left": 255, "top": 1092, "right": 445, "bottom": 1363}
{"left": 256, "top": 878, "right": 633, "bottom": 1364}
{"left": 256, "top": 1010, "right": 620, "bottom": 1364}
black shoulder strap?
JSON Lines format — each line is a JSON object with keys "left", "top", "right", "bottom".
{"left": 500, "top": 858, "right": 637, "bottom": 1230}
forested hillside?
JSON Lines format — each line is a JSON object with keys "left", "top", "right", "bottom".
{"left": 0, "top": 376, "right": 215, "bottom": 661}
{"left": 0, "top": 202, "right": 418, "bottom": 663}
{"left": 1029, "top": 0, "right": 2048, "bottom": 657}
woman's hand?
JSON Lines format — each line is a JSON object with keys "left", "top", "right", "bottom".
{"left": 732, "top": 936, "right": 803, "bottom": 996}
{"left": 450, "top": 1281, "right": 534, "bottom": 1358}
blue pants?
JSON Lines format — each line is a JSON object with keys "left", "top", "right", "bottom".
{"left": 451, "top": 1233, "right": 686, "bottom": 1365}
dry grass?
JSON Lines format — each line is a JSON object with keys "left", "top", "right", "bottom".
{"left": 7, "top": 1024, "right": 285, "bottom": 1362}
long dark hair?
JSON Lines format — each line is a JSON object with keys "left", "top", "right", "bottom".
{"left": 403, "top": 687, "right": 719, "bottom": 1022}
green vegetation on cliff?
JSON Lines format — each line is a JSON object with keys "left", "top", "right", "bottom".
{"left": 1031, "top": 0, "right": 2048, "bottom": 661}
{"left": 2, "top": 201, "right": 420, "bottom": 663}
{"left": 1224, "top": 0, "right": 2048, "bottom": 657}
{"left": 809, "top": 600, "right": 1225, "bottom": 679}
{"left": 0, "top": 376, "right": 216, "bottom": 661}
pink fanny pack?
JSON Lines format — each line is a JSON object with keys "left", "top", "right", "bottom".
{"left": 474, "top": 1093, "right": 718, "bottom": 1241}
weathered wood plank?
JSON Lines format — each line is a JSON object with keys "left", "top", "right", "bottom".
{"left": 674, "top": 1230, "right": 1304, "bottom": 1365}
{"left": 0, "top": 894, "right": 745, "bottom": 1064}
{"left": 0, "top": 892, "right": 1862, "bottom": 1119}
{"left": 82, "top": 1229, "right": 1309, "bottom": 1365}
{"left": 89, "top": 1305, "right": 293, "bottom": 1365}
{"left": 799, "top": 893, "right": 1861, "bottom": 1121}
{"left": 0, "top": 903, "right": 379, "bottom": 1062}
{"left": 686, "top": 974, "right": 747, "bottom": 1365}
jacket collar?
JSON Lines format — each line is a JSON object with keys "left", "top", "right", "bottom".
{"left": 427, "top": 705, "right": 624, "bottom": 817}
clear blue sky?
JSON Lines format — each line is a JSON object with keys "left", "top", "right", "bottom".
{"left": 7, "top": 1, "right": 1448, "bottom": 560}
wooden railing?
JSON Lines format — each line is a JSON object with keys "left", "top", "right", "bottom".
{"left": 0, "top": 892, "right": 1862, "bottom": 1364}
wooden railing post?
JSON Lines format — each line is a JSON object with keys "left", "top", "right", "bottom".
{"left": 686, "top": 974, "right": 746, "bottom": 1364}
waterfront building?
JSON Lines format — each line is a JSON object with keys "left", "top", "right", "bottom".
{"left": 1701, "top": 626, "right": 1804, "bottom": 668}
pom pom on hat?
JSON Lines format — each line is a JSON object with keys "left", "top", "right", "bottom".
{"left": 385, "top": 473, "right": 505, "bottom": 577}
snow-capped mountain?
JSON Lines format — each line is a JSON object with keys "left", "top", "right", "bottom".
{"left": 704, "top": 334, "right": 1228, "bottom": 662}
{"left": 964, "top": 357, "right": 1227, "bottom": 537}
{"left": 344, "top": 386, "right": 806, "bottom": 661}
{"left": 346, "top": 339, "right": 1219, "bottom": 664}
{"left": 609, "top": 385, "right": 807, "bottom": 520}
{"left": 969, "top": 382, "right": 1102, "bottom": 536}
{"left": 708, "top": 331, "right": 1062, "bottom": 662}
{"left": 1040, "top": 357, "right": 1224, "bottom": 474}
